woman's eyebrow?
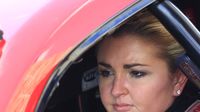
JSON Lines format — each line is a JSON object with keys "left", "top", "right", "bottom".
{"left": 123, "top": 63, "right": 148, "bottom": 69}
{"left": 98, "top": 62, "right": 112, "bottom": 68}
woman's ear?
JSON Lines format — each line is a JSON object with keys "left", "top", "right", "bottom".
{"left": 173, "top": 69, "right": 188, "bottom": 96}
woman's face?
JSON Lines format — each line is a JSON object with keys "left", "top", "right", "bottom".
{"left": 97, "top": 35, "right": 179, "bottom": 112}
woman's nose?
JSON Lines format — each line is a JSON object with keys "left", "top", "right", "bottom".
{"left": 111, "top": 77, "right": 128, "bottom": 97}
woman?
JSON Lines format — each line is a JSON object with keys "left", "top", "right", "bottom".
{"left": 96, "top": 10, "right": 188, "bottom": 112}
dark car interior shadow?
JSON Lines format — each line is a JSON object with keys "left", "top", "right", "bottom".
{"left": 45, "top": 46, "right": 105, "bottom": 112}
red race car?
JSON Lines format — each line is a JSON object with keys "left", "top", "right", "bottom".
{"left": 0, "top": 0, "right": 199, "bottom": 112}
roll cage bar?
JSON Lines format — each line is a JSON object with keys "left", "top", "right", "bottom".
{"left": 36, "top": 0, "right": 200, "bottom": 111}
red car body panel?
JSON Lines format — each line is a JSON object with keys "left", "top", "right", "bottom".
{"left": 0, "top": 0, "right": 137, "bottom": 111}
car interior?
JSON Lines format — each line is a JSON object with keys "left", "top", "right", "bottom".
{"left": 44, "top": 47, "right": 200, "bottom": 112}
{"left": 44, "top": 0, "right": 200, "bottom": 111}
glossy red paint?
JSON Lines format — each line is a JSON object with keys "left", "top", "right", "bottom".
{"left": 6, "top": 50, "right": 70, "bottom": 112}
{"left": 25, "top": 65, "right": 57, "bottom": 112}
{"left": 0, "top": 0, "right": 137, "bottom": 111}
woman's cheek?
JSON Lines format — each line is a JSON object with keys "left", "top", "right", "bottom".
{"left": 99, "top": 78, "right": 113, "bottom": 103}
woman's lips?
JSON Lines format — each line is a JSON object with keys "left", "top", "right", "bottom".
{"left": 113, "top": 103, "right": 133, "bottom": 112}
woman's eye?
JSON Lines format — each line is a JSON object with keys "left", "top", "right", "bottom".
{"left": 99, "top": 70, "right": 113, "bottom": 77}
{"left": 130, "top": 71, "right": 147, "bottom": 78}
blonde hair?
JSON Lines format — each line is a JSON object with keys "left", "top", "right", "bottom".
{"left": 103, "top": 10, "right": 185, "bottom": 73}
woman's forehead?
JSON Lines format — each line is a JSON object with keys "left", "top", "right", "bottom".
{"left": 99, "top": 35, "right": 158, "bottom": 53}
{"left": 97, "top": 35, "right": 162, "bottom": 62}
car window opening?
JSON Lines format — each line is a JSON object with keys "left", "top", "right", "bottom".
{"left": 43, "top": 1, "right": 200, "bottom": 111}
